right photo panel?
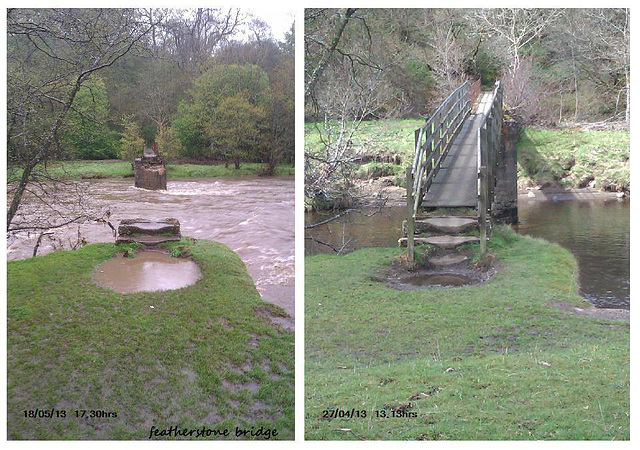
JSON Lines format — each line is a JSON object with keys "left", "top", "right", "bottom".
{"left": 304, "top": 8, "right": 629, "bottom": 440}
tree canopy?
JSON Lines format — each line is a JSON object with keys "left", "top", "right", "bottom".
{"left": 7, "top": 8, "right": 294, "bottom": 233}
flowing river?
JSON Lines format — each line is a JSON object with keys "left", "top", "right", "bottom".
{"left": 8, "top": 177, "right": 295, "bottom": 323}
{"left": 306, "top": 197, "right": 630, "bottom": 310}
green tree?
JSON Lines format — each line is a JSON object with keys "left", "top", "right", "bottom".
{"left": 119, "top": 115, "right": 145, "bottom": 163}
{"left": 262, "top": 56, "right": 294, "bottom": 174}
{"left": 156, "top": 124, "right": 183, "bottom": 163}
{"left": 173, "top": 64, "right": 269, "bottom": 156}
{"left": 7, "top": 8, "right": 157, "bottom": 230}
{"left": 210, "top": 94, "right": 265, "bottom": 169}
{"left": 61, "top": 75, "right": 119, "bottom": 159}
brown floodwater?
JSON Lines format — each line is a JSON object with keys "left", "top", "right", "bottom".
{"left": 8, "top": 177, "right": 295, "bottom": 321}
{"left": 93, "top": 250, "right": 201, "bottom": 293}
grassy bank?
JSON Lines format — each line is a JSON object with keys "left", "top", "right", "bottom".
{"left": 305, "top": 228, "right": 629, "bottom": 440}
{"left": 9, "top": 161, "right": 294, "bottom": 181}
{"left": 305, "top": 119, "right": 630, "bottom": 195}
{"left": 8, "top": 239, "right": 294, "bottom": 440}
{"left": 517, "top": 127, "right": 629, "bottom": 191}
{"left": 305, "top": 119, "right": 422, "bottom": 169}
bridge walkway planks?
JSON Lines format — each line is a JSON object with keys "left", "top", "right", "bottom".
{"left": 422, "top": 92, "right": 492, "bottom": 208}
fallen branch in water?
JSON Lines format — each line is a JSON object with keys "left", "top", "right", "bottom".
{"left": 32, "top": 231, "right": 53, "bottom": 257}
{"left": 304, "top": 195, "right": 389, "bottom": 229}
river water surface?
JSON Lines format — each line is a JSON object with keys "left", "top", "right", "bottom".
{"left": 8, "top": 177, "right": 295, "bottom": 321}
{"left": 306, "top": 197, "right": 629, "bottom": 309}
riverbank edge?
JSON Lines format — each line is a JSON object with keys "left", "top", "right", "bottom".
{"left": 517, "top": 186, "right": 627, "bottom": 202}
{"left": 8, "top": 160, "right": 295, "bottom": 181}
{"left": 306, "top": 182, "right": 627, "bottom": 212}
{"left": 304, "top": 229, "right": 629, "bottom": 439}
{"left": 7, "top": 238, "right": 294, "bottom": 439}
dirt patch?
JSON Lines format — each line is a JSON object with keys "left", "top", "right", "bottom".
{"left": 255, "top": 306, "right": 294, "bottom": 331}
{"left": 354, "top": 178, "right": 407, "bottom": 207}
{"left": 219, "top": 317, "right": 233, "bottom": 330}
{"left": 382, "top": 251, "right": 501, "bottom": 291}
{"left": 550, "top": 299, "right": 629, "bottom": 321}
{"left": 222, "top": 379, "right": 260, "bottom": 394}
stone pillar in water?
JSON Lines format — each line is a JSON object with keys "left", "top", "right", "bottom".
{"left": 134, "top": 147, "right": 167, "bottom": 190}
{"left": 492, "top": 120, "right": 519, "bottom": 224}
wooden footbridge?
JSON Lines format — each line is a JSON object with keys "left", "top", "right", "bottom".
{"left": 401, "top": 80, "right": 517, "bottom": 265}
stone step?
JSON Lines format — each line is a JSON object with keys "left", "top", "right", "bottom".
{"left": 118, "top": 218, "right": 180, "bottom": 236}
{"left": 398, "top": 235, "right": 480, "bottom": 249}
{"left": 403, "top": 216, "right": 478, "bottom": 235}
{"left": 428, "top": 254, "right": 469, "bottom": 266}
{"left": 116, "top": 234, "right": 182, "bottom": 245}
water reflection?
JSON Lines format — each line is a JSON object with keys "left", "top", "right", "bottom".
{"left": 306, "top": 198, "right": 630, "bottom": 309}
{"left": 515, "top": 198, "right": 629, "bottom": 309}
{"left": 93, "top": 250, "right": 200, "bottom": 293}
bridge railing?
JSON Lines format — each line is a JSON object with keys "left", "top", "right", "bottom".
{"left": 477, "top": 81, "right": 503, "bottom": 254}
{"left": 410, "top": 80, "right": 472, "bottom": 213}
{"left": 405, "top": 80, "right": 473, "bottom": 266}
{"left": 470, "top": 78, "right": 482, "bottom": 107}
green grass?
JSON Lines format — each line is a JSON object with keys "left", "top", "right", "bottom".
{"left": 305, "top": 227, "right": 629, "bottom": 440}
{"left": 305, "top": 119, "right": 424, "bottom": 166}
{"left": 8, "top": 161, "right": 294, "bottom": 181}
{"left": 7, "top": 239, "right": 294, "bottom": 440}
{"left": 305, "top": 119, "right": 630, "bottom": 193}
{"left": 517, "top": 128, "right": 629, "bottom": 191}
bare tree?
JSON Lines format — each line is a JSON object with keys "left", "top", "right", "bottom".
{"left": 570, "top": 9, "right": 630, "bottom": 123}
{"left": 305, "top": 9, "right": 397, "bottom": 209}
{"left": 305, "top": 67, "right": 391, "bottom": 207}
{"left": 473, "top": 8, "right": 562, "bottom": 72}
{"left": 304, "top": 8, "right": 358, "bottom": 101}
{"left": 161, "top": 8, "right": 244, "bottom": 78}
{"left": 427, "top": 9, "right": 466, "bottom": 92}
{"left": 7, "top": 9, "right": 159, "bottom": 235}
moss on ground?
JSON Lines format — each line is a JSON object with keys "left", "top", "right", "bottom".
{"left": 305, "top": 227, "right": 629, "bottom": 440}
{"left": 7, "top": 239, "right": 293, "bottom": 440}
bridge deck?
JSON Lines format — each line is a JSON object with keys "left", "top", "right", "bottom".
{"left": 422, "top": 92, "right": 491, "bottom": 209}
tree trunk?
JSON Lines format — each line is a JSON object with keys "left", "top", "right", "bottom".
{"left": 626, "top": 69, "right": 630, "bottom": 124}
{"left": 7, "top": 79, "right": 83, "bottom": 229}
{"left": 305, "top": 8, "right": 357, "bottom": 99}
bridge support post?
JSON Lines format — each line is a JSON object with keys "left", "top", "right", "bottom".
{"left": 406, "top": 166, "right": 415, "bottom": 269}
{"left": 492, "top": 120, "right": 519, "bottom": 224}
{"left": 478, "top": 166, "right": 488, "bottom": 256}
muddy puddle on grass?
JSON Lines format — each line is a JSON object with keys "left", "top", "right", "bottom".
{"left": 402, "top": 273, "right": 480, "bottom": 288}
{"left": 382, "top": 254, "right": 497, "bottom": 291}
{"left": 93, "top": 250, "right": 200, "bottom": 293}
{"left": 386, "top": 271, "right": 485, "bottom": 290}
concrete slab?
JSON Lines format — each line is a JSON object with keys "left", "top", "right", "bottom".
{"left": 429, "top": 254, "right": 469, "bottom": 266}
{"left": 398, "top": 235, "right": 479, "bottom": 249}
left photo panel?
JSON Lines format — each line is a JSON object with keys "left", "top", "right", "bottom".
{"left": 6, "top": 7, "right": 294, "bottom": 440}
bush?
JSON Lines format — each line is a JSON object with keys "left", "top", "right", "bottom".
{"left": 156, "top": 125, "right": 183, "bottom": 162}
{"left": 118, "top": 116, "right": 145, "bottom": 162}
